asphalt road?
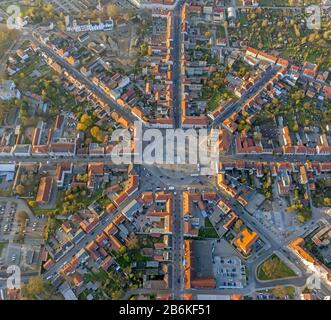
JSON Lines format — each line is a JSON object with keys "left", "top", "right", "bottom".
{"left": 172, "top": 0, "right": 183, "bottom": 129}
{"left": 0, "top": 151, "right": 330, "bottom": 164}
{"left": 171, "top": 192, "right": 184, "bottom": 299}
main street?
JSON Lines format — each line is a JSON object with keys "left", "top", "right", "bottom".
{"left": 171, "top": 192, "right": 184, "bottom": 300}
{"left": 0, "top": 150, "right": 330, "bottom": 164}
{"left": 172, "top": 0, "right": 183, "bottom": 130}
{"left": 169, "top": 0, "right": 184, "bottom": 299}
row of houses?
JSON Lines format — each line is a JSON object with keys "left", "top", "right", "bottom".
{"left": 281, "top": 125, "right": 331, "bottom": 156}
{"left": 180, "top": 3, "right": 213, "bottom": 129}
{"left": 289, "top": 237, "right": 331, "bottom": 287}
{"left": 219, "top": 160, "right": 331, "bottom": 177}
{"left": 131, "top": 12, "right": 175, "bottom": 128}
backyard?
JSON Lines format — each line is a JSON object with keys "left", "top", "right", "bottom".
{"left": 230, "top": 7, "right": 331, "bottom": 69}
{"left": 198, "top": 218, "right": 219, "bottom": 239}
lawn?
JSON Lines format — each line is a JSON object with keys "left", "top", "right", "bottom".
{"left": 198, "top": 218, "right": 219, "bottom": 239}
{"left": 257, "top": 254, "right": 296, "bottom": 281}
{"left": 81, "top": 190, "right": 104, "bottom": 207}
{"left": 206, "top": 89, "right": 234, "bottom": 112}
{"left": 238, "top": 12, "right": 248, "bottom": 25}
{"left": 259, "top": 0, "right": 288, "bottom": 5}
{"left": 313, "top": 179, "right": 331, "bottom": 208}
{"left": 0, "top": 242, "right": 8, "bottom": 256}
{"left": 131, "top": 251, "right": 150, "bottom": 263}
{"left": 207, "top": 92, "right": 223, "bottom": 111}
{"left": 259, "top": 0, "right": 319, "bottom": 6}
{"left": 216, "top": 25, "right": 226, "bottom": 38}
{"left": 114, "top": 253, "right": 131, "bottom": 269}
{"left": 96, "top": 195, "right": 112, "bottom": 208}
{"left": 83, "top": 269, "right": 109, "bottom": 284}
{"left": 78, "top": 290, "right": 89, "bottom": 300}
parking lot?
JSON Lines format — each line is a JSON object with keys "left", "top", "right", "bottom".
{"left": 0, "top": 198, "right": 46, "bottom": 274}
{"left": 213, "top": 255, "right": 247, "bottom": 289}
{"left": 0, "top": 200, "right": 17, "bottom": 242}
{"left": 44, "top": 0, "right": 136, "bottom": 16}
{"left": 0, "top": 198, "right": 46, "bottom": 244}
{"left": 1, "top": 241, "right": 43, "bottom": 275}
{"left": 44, "top": 0, "right": 96, "bottom": 15}
{"left": 5, "top": 243, "right": 21, "bottom": 266}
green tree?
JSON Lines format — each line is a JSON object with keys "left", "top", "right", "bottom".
{"left": 28, "top": 200, "right": 37, "bottom": 208}
{"left": 77, "top": 122, "right": 87, "bottom": 131}
{"left": 21, "top": 276, "right": 50, "bottom": 300}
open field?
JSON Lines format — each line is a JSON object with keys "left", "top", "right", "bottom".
{"left": 257, "top": 253, "right": 297, "bottom": 281}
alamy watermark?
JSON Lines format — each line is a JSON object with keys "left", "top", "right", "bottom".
{"left": 6, "top": 5, "right": 22, "bottom": 30}
{"left": 107, "top": 122, "right": 219, "bottom": 175}
{"left": 6, "top": 265, "right": 21, "bottom": 290}
{"left": 5, "top": 2, "right": 323, "bottom": 31}
{"left": 306, "top": 273, "right": 321, "bottom": 291}
{"left": 306, "top": 5, "right": 321, "bottom": 30}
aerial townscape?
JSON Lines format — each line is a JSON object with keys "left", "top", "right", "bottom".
{"left": 0, "top": 0, "right": 330, "bottom": 303}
